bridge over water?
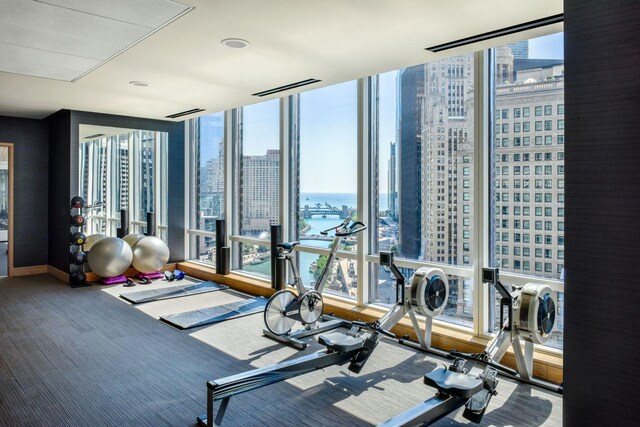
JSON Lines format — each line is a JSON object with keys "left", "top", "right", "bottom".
{"left": 301, "top": 204, "right": 351, "bottom": 219}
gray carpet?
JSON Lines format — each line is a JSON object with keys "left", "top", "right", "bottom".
{"left": 0, "top": 274, "right": 562, "bottom": 426}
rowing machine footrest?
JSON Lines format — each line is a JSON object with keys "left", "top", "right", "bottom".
{"left": 318, "top": 332, "right": 365, "bottom": 354}
{"left": 348, "top": 335, "right": 379, "bottom": 373}
{"left": 463, "top": 368, "right": 499, "bottom": 423}
{"left": 424, "top": 368, "right": 484, "bottom": 399}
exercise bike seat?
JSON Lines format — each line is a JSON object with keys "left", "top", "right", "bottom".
{"left": 277, "top": 241, "right": 299, "bottom": 252}
{"left": 318, "top": 331, "right": 365, "bottom": 354}
{"left": 424, "top": 368, "right": 484, "bottom": 399}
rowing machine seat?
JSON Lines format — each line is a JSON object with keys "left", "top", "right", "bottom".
{"left": 318, "top": 331, "right": 365, "bottom": 354}
{"left": 424, "top": 368, "right": 484, "bottom": 399}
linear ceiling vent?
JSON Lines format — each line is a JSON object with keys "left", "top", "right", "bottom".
{"left": 426, "top": 14, "right": 563, "bottom": 52}
{"left": 165, "top": 108, "right": 205, "bottom": 119}
{"left": 84, "top": 133, "right": 106, "bottom": 139}
{"left": 252, "top": 78, "right": 321, "bottom": 97}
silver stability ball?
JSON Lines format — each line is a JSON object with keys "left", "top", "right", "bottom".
{"left": 87, "top": 237, "right": 133, "bottom": 278}
{"left": 84, "top": 233, "right": 107, "bottom": 251}
{"left": 132, "top": 236, "right": 170, "bottom": 274}
{"left": 123, "top": 233, "right": 145, "bottom": 249}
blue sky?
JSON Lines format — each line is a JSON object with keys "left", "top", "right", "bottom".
{"left": 205, "top": 32, "right": 564, "bottom": 194}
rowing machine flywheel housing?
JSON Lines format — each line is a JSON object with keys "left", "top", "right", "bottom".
{"left": 514, "top": 283, "right": 557, "bottom": 344}
{"left": 409, "top": 267, "right": 449, "bottom": 318}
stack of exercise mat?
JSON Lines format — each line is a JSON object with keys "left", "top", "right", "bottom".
{"left": 118, "top": 275, "right": 268, "bottom": 330}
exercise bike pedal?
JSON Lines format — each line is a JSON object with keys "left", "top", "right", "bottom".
{"left": 462, "top": 368, "right": 498, "bottom": 423}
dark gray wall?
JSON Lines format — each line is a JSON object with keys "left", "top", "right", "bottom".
{"left": 48, "top": 110, "right": 185, "bottom": 273}
{"left": 564, "top": 1, "right": 640, "bottom": 426}
{"left": 47, "top": 111, "right": 71, "bottom": 272}
{"left": 0, "top": 115, "right": 49, "bottom": 267}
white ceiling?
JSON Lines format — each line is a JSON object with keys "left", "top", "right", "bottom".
{"left": 0, "top": 0, "right": 192, "bottom": 81}
{"left": 0, "top": 0, "right": 563, "bottom": 121}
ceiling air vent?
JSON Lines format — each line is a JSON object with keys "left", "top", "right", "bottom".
{"left": 165, "top": 108, "right": 205, "bottom": 119}
{"left": 252, "top": 78, "right": 321, "bottom": 97}
{"left": 426, "top": 14, "right": 563, "bottom": 52}
{"left": 84, "top": 133, "right": 106, "bottom": 139}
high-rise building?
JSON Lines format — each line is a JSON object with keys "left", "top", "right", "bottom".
{"left": 241, "top": 149, "right": 279, "bottom": 234}
{"left": 387, "top": 141, "right": 397, "bottom": 220}
{"left": 494, "top": 48, "right": 565, "bottom": 280}
{"left": 507, "top": 40, "right": 529, "bottom": 59}
{"left": 397, "top": 65, "right": 424, "bottom": 260}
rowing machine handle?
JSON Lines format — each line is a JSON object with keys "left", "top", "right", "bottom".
{"left": 335, "top": 221, "right": 367, "bottom": 237}
{"left": 449, "top": 350, "right": 518, "bottom": 376}
{"left": 352, "top": 320, "right": 396, "bottom": 338}
{"left": 320, "top": 217, "right": 351, "bottom": 235}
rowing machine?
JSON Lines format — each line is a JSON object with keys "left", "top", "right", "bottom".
{"left": 451, "top": 267, "right": 560, "bottom": 391}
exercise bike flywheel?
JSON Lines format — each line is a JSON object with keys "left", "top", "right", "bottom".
{"left": 264, "top": 289, "right": 297, "bottom": 335}
{"left": 298, "top": 290, "right": 323, "bottom": 325}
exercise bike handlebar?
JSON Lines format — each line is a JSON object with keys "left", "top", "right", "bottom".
{"left": 336, "top": 221, "right": 367, "bottom": 237}
{"left": 320, "top": 217, "right": 352, "bottom": 235}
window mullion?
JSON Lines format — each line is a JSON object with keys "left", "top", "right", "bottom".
{"left": 224, "top": 109, "right": 238, "bottom": 269}
{"left": 473, "top": 49, "right": 492, "bottom": 337}
{"left": 357, "top": 77, "right": 370, "bottom": 306}
{"left": 279, "top": 97, "right": 290, "bottom": 242}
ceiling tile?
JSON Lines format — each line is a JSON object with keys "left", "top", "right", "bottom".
{"left": 33, "top": 0, "right": 191, "bottom": 29}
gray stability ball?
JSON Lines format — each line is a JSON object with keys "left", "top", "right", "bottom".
{"left": 84, "top": 233, "right": 107, "bottom": 251}
{"left": 123, "top": 233, "right": 145, "bottom": 248}
{"left": 87, "top": 237, "right": 133, "bottom": 278}
{"left": 132, "top": 236, "right": 170, "bottom": 274}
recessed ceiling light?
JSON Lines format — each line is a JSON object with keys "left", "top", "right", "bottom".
{"left": 129, "top": 81, "right": 150, "bottom": 87}
{"left": 221, "top": 38, "right": 250, "bottom": 49}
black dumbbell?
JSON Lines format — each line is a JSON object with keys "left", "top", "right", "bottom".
{"left": 71, "top": 196, "right": 86, "bottom": 209}
{"left": 70, "top": 231, "right": 86, "bottom": 246}
{"left": 71, "top": 215, "right": 85, "bottom": 227}
{"left": 69, "top": 271, "right": 86, "bottom": 286}
{"left": 70, "top": 251, "right": 87, "bottom": 265}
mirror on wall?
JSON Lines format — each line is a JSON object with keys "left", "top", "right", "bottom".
{"left": 78, "top": 125, "right": 168, "bottom": 241}
{"left": 0, "top": 147, "right": 8, "bottom": 276}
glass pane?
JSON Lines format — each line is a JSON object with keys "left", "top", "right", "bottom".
{"left": 134, "top": 130, "right": 155, "bottom": 224}
{"left": 491, "top": 33, "right": 565, "bottom": 281}
{"left": 370, "top": 55, "right": 476, "bottom": 325}
{"left": 298, "top": 250, "right": 358, "bottom": 300}
{"left": 296, "top": 81, "right": 358, "bottom": 300}
{"left": 194, "top": 235, "right": 217, "bottom": 265}
{"left": 240, "top": 100, "right": 280, "bottom": 238}
{"left": 238, "top": 242, "right": 271, "bottom": 279}
{"left": 369, "top": 264, "right": 473, "bottom": 328}
{"left": 194, "top": 113, "right": 225, "bottom": 248}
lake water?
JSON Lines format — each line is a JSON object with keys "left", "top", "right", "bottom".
{"left": 244, "top": 192, "right": 386, "bottom": 286}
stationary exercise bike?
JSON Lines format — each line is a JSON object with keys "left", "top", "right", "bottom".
{"left": 380, "top": 267, "right": 559, "bottom": 427}
{"left": 263, "top": 217, "right": 367, "bottom": 348}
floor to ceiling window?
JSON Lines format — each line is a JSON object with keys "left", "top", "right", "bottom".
{"left": 234, "top": 99, "right": 280, "bottom": 279}
{"left": 294, "top": 81, "right": 359, "bottom": 300}
{"left": 368, "top": 55, "right": 476, "bottom": 328}
{"left": 185, "top": 29, "right": 565, "bottom": 351}
{"left": 490, "top": 33, "right": 565, "bottom": 348}
{"left": 189, "top": 112, "right": 225, "bottom": 265}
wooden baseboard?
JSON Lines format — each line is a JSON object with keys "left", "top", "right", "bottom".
{"left": 47, "top": 265, "right": 69, "bottom": 283}
{"left": 177, "top": 260, "right": 564, "bottom": 385}
{"left": 13, "top": 265, "right": 48, "bottom": 276}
